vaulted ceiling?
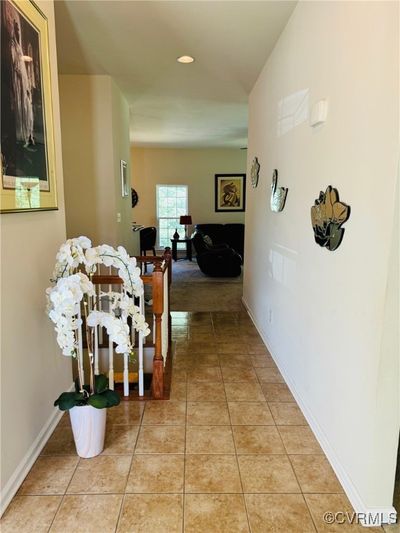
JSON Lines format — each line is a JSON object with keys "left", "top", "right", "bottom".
{"left": 55, "top": 1, "right": 296, "bottom": 148}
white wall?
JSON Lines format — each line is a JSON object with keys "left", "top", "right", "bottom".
{"left": 131, "top": 147, "right": 247, "bottom": 235}
{"left": 0, "top": 0, "right": 72, "bottom": 513}
{"left": 244, "top": 0, "right": 399, "bottom": 519}
{"left": 59, "top": 75, "right": 138, "bottom": 255}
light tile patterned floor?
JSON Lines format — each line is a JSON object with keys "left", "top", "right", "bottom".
{"left": 1, "top": 310, "right": 391, "bottom": 532}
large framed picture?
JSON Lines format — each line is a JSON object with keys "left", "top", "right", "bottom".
{"left": 1, "top": 0, "right": 57, "bottom": 213}
{"left": 215, "top": 173, "right": 246, "bottom": 212}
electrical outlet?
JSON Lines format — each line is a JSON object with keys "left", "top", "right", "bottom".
{"left": 117, "top": 212, "right": 121, "bottom": 223}
{"left": 268, "top": 308, "right": 273, "bottom": 324}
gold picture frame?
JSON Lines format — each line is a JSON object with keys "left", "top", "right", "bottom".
{"left": 1, "top": 0, "right": 57, "bottom": 213}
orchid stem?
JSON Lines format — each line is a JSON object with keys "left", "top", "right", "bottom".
{"left": 83, "top": 298, "right": 95, "bottom": 395}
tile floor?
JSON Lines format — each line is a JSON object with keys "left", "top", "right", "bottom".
{"left": 1, "top": 310, "right": 396, "bottom": 532}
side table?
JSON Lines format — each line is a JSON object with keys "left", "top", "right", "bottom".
{"left": 171, "top": 238, "right": 192, "bottom": 262}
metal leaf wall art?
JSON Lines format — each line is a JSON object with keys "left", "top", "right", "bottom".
{"left": 270, "top": 169, "right": 288, "bottom": 212}
{"left": 251, "top": 157, "right": 260, "bottom": 188}
{"left": 310, "top": 186, "right": 350, "bottom": 251}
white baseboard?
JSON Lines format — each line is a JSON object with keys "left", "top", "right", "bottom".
{"left": 242, "top": 297, "right": 397, "bottom": 528}
{"left": 0, "top": 383, "right": 75, "bottom": 517}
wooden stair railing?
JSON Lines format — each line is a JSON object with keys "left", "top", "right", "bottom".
{"left": 89, "top": 248, "right": 172, "bottom": 400}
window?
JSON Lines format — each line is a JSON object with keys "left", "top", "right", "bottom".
{"left": 156, "top": 185, "right": 188, "bottom": 248}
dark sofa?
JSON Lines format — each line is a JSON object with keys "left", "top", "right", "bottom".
{"left": 192, "top": 233, "right": 242, "bottom": 277}
{"left": 194, "top": 224, "right": 245, "bottom": 259}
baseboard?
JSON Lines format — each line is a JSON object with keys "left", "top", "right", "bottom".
{"left": 242, "top": 297, "right": 397, "bottom": 527}
{"left": 0, "top": 382, "right": 75, "bottom": 517}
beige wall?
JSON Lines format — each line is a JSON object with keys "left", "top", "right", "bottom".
{"left": 131, "top": 147, "right": 247, "bottom": 240}
{"left": 0, "top": 0, "right": 72, "bottom": 513}
{"left": 112, "top": 81, "right": 137, "bottom": 253}
{"left": 244, "top": 0, "right": 399, "bottom": 520}
{"left": 59, "top": 75, "right": 138, "bottom": 255}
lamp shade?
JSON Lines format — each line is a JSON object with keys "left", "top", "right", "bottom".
{"left": 179, "top": 215, "right": 192, "bottom": 225}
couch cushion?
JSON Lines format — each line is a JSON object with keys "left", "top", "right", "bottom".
{"left": 203, "top": 235, "right": 213, "bottom": 246}
{"left": 196, "top": 223, "right": 244, "bottom": 258}
{"left": 224, "top": 224, "right": 245, "bottom": 258}
{"left": 195, "top": 224, "right": 225, "bottom": 244}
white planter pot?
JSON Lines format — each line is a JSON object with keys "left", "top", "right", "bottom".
{"left": 69, "top": 405, "right": 107, "bottom": 458}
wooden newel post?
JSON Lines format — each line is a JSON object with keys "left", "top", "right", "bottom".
{"left": 152, "top": 259, "right": 164, "bottom": 399}
{"left": 163, "top": 247, "right": 172, "bottom": 342}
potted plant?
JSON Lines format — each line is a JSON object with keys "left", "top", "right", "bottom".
{"left": 47, "top": 237, "right": 149, "bottom": 458}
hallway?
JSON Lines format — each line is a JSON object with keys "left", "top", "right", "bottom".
{"left": 1, "top": 307, "right": 394, "bottom": 532}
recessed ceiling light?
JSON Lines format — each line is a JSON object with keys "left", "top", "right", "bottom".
{"left": 177, "top": 55, "right": 194, "bottom": 64}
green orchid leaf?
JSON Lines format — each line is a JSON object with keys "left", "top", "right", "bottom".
{"left": 74, "top": 378, "right": 90, "bottom": 394}
{"left": 54, "top": 392, "right": 85, "bottom": 411}
{"left": 87, "top": 394, "right": 109, "bottom": 409}
{"left": 94, "top": 374, "right": 109, "bottom": 394}
{"left": 102, "top": 389, "right": 121, "bottom": 408}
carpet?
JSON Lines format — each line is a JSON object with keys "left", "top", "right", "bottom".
{"left": 170, "top": 260, "right": 244, "bottom": 311}
{"left": 171, "top": 259, "right": 242, "bottom": 284}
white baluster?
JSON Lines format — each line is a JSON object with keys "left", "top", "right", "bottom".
{"left": 77, "top": 305, "right": 84, "bottom": 388}
{"left": 108, "top": 340, "right": 114, "bottom": 390}
{"left": 94, "top": 325, "right": 99, "bottom": 375}
{"left": 98, "top": 284, "right": 103, "bottom": 344}
{"left": 123, "top": 352, "right": 129, "bottom": 397}
{"left": 138, "top": 293, "right": 144, "bottom": 396}
{"left": 108, "top": 277, "right": 114, "bottom": 389}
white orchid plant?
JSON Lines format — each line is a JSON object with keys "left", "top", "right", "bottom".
{"left": 47, "top": 236, "right": 150, "bottom": 410}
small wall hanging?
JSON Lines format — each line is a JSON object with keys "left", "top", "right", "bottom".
{"left": 270, "top": 169, "right": 288, "bottom": 212}
{"left": 250, "top": 157, "right": 260, "bottom": 188}
{"left": 311, "top": 186, "right": 350, "bottom": 251}
{"left": 131, "top": 188, "right": 139, "bottom": 208}
{"left": 120, "top": 160, "right": 128, "bottom": 197}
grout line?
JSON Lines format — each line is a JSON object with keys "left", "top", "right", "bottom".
{"left": 227, "top": 392, "right": 253, "bottom": 533}
{"left": 182, "top": 387, "right": 188, "bottom": 533}
{"left": 46, "top": 451, "right": 81, "bottom": 532}
{"left": 114, "top": 493, "right": 125, "bottom": 532}
{"left": 302, "top": 493, "right": 320, "bottom": 533}
{"left": 116, "top": 399, "right": 146, "bottom": 531}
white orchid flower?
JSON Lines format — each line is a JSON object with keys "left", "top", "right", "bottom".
{"left": 48, "top": 237, "right": 149, "bottom": 359}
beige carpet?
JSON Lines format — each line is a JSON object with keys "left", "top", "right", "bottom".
{"left": 170, "top": 260, "right": 243, "bottom": 312}
{"left": 171, "top": 259, "right": 242, "bottom": 283}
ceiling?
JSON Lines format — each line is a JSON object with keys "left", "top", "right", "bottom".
{"left": 55, "top": 1, "right": 296, "bottom": 148}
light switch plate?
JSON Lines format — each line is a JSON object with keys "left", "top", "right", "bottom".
{"left": 310, "top": 99, "right": 328, "bottom": 127}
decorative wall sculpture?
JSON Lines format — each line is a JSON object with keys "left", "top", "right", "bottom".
{"left": 251, "top": 157, "right": 260, "bottom": 188}
{"left": 270, "top": 169, "right": 288, "bottom": 212}
{"left": 311, "top": 186, "right": 350, "bottom": 251}
{"left": 131, "top": 188, "right": 139, "bottom": 207}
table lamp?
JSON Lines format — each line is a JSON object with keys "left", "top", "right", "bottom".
{"left": 179, "top": 215, "right": 192, "bottom": 239}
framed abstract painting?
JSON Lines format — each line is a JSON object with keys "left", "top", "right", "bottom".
{"left": 1, "top": 0, "right": 57, "bottom": 213}
{"left": 215, "top": 173, "right": 246, "bottom": 212}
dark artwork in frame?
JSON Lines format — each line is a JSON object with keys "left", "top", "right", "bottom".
{"left": 1, "top": 0, "right": 48, "bottom": 191}
{"left": 215, "top": 173, "right": 246, "bottom": 212}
